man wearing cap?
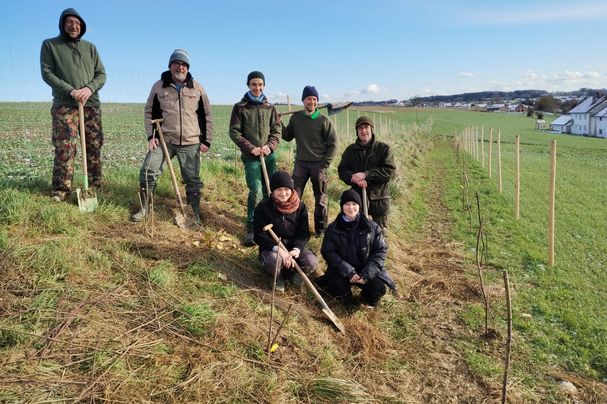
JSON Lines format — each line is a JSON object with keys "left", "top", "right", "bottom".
{"left": 131, "top": 49, "right": 213, "bottom": 225}
{"left": 282, "top": 86, "right": 338, "bottom": 237}
{"left": 318, "top": 189, "right": 396, "bottom": 306}
{"left": 40, "top": 8, "right": 106, "bottom": 202}
{"left": 338, "top": 116, "right": 396, "bottom": 233}
{"left": 253, "top": 171, "right": 318, "bottom": 292}
{"left": 229, "top": 71, "right": 281, "bottom": 246}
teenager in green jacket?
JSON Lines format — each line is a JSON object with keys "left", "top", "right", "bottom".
{"left": 229, "top": 71, "right": 281, "bottom": 246}
{"left": 40, "top": 8, "right": 106, "bottom": 202}
{"left": 282, "top": 86, "right": 338, "bottom": 236}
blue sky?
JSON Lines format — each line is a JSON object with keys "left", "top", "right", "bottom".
{"left": 2, "top": 0, "right": 607, "bottom": 104}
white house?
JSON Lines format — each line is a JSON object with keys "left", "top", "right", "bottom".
{"left": 550, "top": 115, "right": 573, "bottom": 133}
{"left": 592, "top": 106, "right": 607, "bottom": 138}
{"left": 569, "top": 95, "right": 607, "bottom": 135}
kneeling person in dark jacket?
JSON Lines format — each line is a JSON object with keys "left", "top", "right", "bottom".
{"left": 319, "top": 189, "right": 396, "bottom": 306}
{"left": 253, "top": 171, "right": 318, "bottom": 292}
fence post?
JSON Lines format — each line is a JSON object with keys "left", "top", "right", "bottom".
{"left": 515, "top": 135, "right": 520, "bottom": 221}
{"left": 481, "top": 125, "right": 485, "bottom": 168}
{"left": 548, "top": 140, "right": 557, "bottom": 267}
{"left": 488, "top": 128, "right": 493, "bottom": 178}
{"left": 498, "top": 129, "right": 502, "bottom": 193}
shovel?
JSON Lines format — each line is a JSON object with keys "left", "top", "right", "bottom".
{"left": 263, "top": 224, "right": 346, "bottom": 333}
{"left": 151, "top": 119, "right": 187, "bottom": 229}
{"left": 76, "top": 101, "right": 98, "bottom": 213}
{"left": 259, "top": 154, "right": 271, "bottom": 196}
{"left": 361, "top": 187, "right": 369, "bottom": 218}
{"left": 281, "top": 101, "right": 353, "bottom": 116}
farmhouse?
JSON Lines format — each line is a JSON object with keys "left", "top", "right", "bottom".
{"left": 550, "top": 115, "right": 572, "bottom": 133}
{"left": 593, "top": 106, "right": 607, "bottom": 138}
{"left": 567, "top": 94, "right": 607, "bottom": 135}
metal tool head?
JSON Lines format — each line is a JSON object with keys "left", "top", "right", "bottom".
{"left": 76, "top": 188, "right": 98, "bottom": 213}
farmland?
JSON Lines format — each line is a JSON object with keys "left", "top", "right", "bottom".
{"left": 0, "top": 103, "right": 605, "bottom": 402}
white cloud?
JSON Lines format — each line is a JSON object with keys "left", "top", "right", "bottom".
{"left": 460, "top": 72, "right": 475, "bottom": 78}
{"left": 362, "top": 84, "right": 381, "bottom": 94}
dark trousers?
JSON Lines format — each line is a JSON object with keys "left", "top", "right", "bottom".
{"left": 260, "top": 248, "right": 318, "bottom": 277}
{"left": 292, "top": 160, "right": 328, "bottom": 234}
{"left": 317, "top": 269, "right": 386, "bottom": 306}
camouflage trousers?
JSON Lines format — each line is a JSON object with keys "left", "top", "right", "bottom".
{"left": 51, "top": 105, "right": 104, "bottom": 195}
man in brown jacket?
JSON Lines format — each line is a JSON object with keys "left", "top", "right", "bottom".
{"left": 131, "top": 49, "right": 213, "bottom": 224}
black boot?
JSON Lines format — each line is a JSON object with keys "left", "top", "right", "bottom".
{"left": 187, "top": 192, "right": 202, "bottom": 225}
{"left": 131, "top": 187, "right": 152, "bottom": 222}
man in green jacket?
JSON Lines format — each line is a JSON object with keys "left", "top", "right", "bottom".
{"left": 282, "top": 86, "right": 338, "bottom": 236}
{"left": 338, "top": 116, "right": 396, "bottom": 234}
{"left": 229, "top": 71, "right": 281, "bottom": 246}
{"left": 40, "top": 8, "right": 106, "bottom": 202}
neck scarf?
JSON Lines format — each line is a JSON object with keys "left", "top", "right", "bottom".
{"left": 272, "top": 190, "right": 300, "bottom": 214}
{"left": 246, "top": 91, "right": 266, "bottom": 104}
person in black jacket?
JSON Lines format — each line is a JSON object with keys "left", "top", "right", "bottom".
{"left": 318, "top": 189, "right": 396, "bottom": 306}
{"left": 338, "top": 116, "right": 396, "bottom": 234}
{"left": 253, "top": 171, "right": 318, "bottom": 292}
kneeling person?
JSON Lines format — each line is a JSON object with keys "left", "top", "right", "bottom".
{"left": 253, "top": 171, "right": 318, "bottom": 292}
{"left": 319, "top": 189, "right": 396, "bottom": 306}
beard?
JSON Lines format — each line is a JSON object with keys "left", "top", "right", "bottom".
{"left": 172, "top": 71, "right": 187, "bottom": 83}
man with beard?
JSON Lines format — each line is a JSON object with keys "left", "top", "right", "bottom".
{"left": 40, "top": 8, "right": 106, "bottom": 202}
{"left": 282, "top": 86, "right": 338, "bottom": 237}
{"left": 131, "top": 49, "right": 213, "bottom": 225}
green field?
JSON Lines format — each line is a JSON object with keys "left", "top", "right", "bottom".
{"left": 0, "top": 103, "right": 605, "bottom": 402}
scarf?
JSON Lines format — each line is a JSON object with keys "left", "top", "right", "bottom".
{"left": 273, "top": 190, "right": 300, "bottom": 215}
{"left": 246, "top": 91, "right": 266, "bottom": 104}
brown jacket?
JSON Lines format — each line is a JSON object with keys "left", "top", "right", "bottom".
{"left": 144, "top": 71, "right": 213, "bottom": 147}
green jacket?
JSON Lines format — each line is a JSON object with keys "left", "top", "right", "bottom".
{"left": 338, "top": 135, "right": 396, "bottom": 201}
{"left": 282, "top": 110, "right": 338, "bottom": 167}
{"left": 40, "top": 8, "right": 106, "bottom": 107}
{"left": 229, "top": 94, "right": 281, "bottom": 159}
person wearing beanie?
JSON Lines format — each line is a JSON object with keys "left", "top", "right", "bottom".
{"left": 230, "top": 71, "right": 281, "bottom": 246}
{"left": 282, "top": 85, "right": 338, "bottom": 237}
{"left": 338, "top": 115, "right": 396, "bottom": 234}
{"left": 41, "top": 8, "right": 106, "bottom": 202}
{"left": 317, "top": 189, "right": 396, "bottom": 306}
{"left": 253, "top": 171, "right": 318, "bottom": 292}
{"left": 131, "top": 49, "right": 213, "bottom": 226}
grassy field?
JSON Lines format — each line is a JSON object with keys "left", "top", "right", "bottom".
{"left": 0, "top": 103, "right": 605, "bottom": 402}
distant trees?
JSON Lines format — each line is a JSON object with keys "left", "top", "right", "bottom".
{"left": 561, "top": 99, "right": 580, "bottom": 113}
{"left": 535, "top": 95, "right": 559, "bottom": 113}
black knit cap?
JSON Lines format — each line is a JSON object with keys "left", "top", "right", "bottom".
{"left": 270, "top": 171, "right": 294, "bottom": 191}
{"left": 355, "top": 116, "right": 374, "bottom": 128}
{"left": 247, "top": 71, "right": 265, "bottom": 85}
{"left": 301, "top": 85, "right": 319, "bottom": 101}
{"left": 340, "top": 189, "right": 362, "bottom": 207}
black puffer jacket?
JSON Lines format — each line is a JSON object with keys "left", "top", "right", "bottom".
{"left": 253, "top": 196, "right": 311, "bottom": 253}
{"left": 321, "top": 213, "right": 396, "bottom": 290}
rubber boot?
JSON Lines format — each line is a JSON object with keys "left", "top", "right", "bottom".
{"left": 188, "top": 192, "right": 202, "bottom": 226}
{"left": 131, "top": 188, "right": 152, "bottom": 222}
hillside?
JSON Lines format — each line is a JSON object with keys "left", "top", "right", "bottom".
{"left": 1, "top": 104, "right": 605, "bottom": 402}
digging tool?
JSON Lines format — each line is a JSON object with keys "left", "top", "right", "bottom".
{"left": 267, "top": 239, "right": 282, "bottom": 352}
{"left": 361, "top": 187, "right": 369, "bottom": 218}
{"left": 280, "top": 102, "right": 353, "bottom": 117}
{"left": 76, "top": 101, "right": 98, "bottom": 213}
{"left": 259, "top": 154, "right": 271, "bottom": 196}
{"left": 263, "top": 224, "right": 346, "bottom": 333}
{"left": 151, "top": 119, "right": 187, "bottom": 229}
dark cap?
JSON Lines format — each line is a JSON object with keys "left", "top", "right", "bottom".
{"left": 270, "top": 171, "right": 294, "bottom": 191}
{"left": 247, "top": 71, "right": 265, "bottom": 85}
{"left": 301, "top": 85, "right": 319, "bottom": 101}
{"left": 340, "top": 189, "right": 362, "bottom": 207}
{"left": 355, "top": 116, "right": 374, "bottom": 128}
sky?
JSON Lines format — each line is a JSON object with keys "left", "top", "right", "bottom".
{"left": 2, "top": 0, "right": 607, "bottom": 105}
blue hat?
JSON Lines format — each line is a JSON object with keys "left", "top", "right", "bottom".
{"left": 168, "top": 49, "right": 190, "bottom": 68}
{"left": 301, "top": 85, "right": 319, "bottom": 101}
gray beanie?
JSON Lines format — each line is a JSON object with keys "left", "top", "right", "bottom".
{"left": 168, "top": 49, "right": 190, "bottom": 68}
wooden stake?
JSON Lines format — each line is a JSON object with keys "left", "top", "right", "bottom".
{"left": 515, "top": 135, "right": 520, "bottom": 221}
{"left": 501, "top": 270, "right": 512, "bottom": 404}
{"left": 498, "top": 129, "right": 502, "bottom": 193}
{"left": 488, "top": 128, "right": 493, "bottom": 177}
{"left": 475, "top": 126, "right": 479, "bottom": 161}
{"left": 287, "top": 95, "right": 292, "bottom": 168}
{"left": 481, "top": 125, "right": 485, "bottom": 168}
{"left": 548, "top": 140, "right": 556, "bottom": 268}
